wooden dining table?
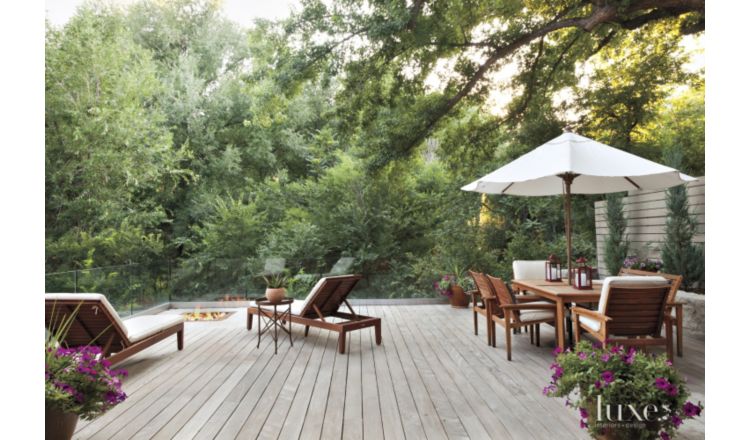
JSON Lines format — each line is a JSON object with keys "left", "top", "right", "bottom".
{"left": 511, "top": 279, "right": 602, "bottom": 349}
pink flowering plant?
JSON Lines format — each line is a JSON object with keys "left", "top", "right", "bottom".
{"left": 543, "top": 341, "right": 702, "bottom": 440}
{"left": 433, "top": 266, "right": 473, "bottom": 297}
{"left": 45, "top": 345, "right": 128, "bottom": 419}
{"left": 623, "top": 256, "right": 663, "bottom": 272}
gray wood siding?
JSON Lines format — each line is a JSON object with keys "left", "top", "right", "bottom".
{"left": 594, "top": 177, "right": 705, "bottom": 275}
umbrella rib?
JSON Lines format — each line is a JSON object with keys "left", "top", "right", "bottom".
{"left": 624, "top": 177, "right": 641, "bottom": 190}
{"left": 500, "top": 183, "right": 514, "bottom": 194}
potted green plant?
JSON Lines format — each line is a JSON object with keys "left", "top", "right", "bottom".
{"left": 544, "top": 341, "right": 702, "bottom": 440}
{"left": 433, "top": 266, "right": 474, "bottom": 308}
{"left": 46, "top": 345, "right": 128, "bottom": 440}
{"left": 263, "top": 272, "right": 290, "bottom": 303}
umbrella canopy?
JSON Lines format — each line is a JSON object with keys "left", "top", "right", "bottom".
{"left": 462, "top": 131, "right": 695, "bottom": 282}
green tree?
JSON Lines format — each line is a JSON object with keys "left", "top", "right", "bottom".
{"left": 603, "top": 193, "right": 629, "bottom": 275}
{"left": 661, "top": 149, "right": 704, "bottom": 290}
{"left": 45, "top": 7, "right": 189, "bottom": 269}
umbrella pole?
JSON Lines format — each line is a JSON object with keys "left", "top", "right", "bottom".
{"left": 562, "top": 174, "right": 575, "bottom": 285}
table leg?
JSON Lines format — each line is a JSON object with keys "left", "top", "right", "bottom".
{"left": 566, "top": 313, "right": 574, "bottom": 347}
{"left": 257, "top": 310, "right": 262, "bottom": 348}
{"left": 274, "top": 305, "right": 279, "bottom": 355}
{"left": 555, "top": 300, "right": 565, "bottom": 350}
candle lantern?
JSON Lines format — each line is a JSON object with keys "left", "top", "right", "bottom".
{"left": 545, "top": 254, "right": 561, "bottom": 282}
{"left": 573, "top": 257, "right": 593, "bottom": 290}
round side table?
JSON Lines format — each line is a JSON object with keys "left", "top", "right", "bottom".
{"left": 255, "top": 298, "right": 294, "bottom": 354}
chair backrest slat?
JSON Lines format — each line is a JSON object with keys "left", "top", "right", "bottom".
{"left": 486, "top": 275, "right": 514, "bottom": 307}
{"left": 604, "top": 285, "right": 670, "bottom": 336}
{"left": 45, "top": 296, "right": 130, "bottom": 355}
{"left": 618, "top": 268, "right": 683, "bottom": 303}
{"left": 468, "top": 270, "right": 495, "bottom": 301}
{"left": 297, "top": 275, "right": 362, "bottom": 318}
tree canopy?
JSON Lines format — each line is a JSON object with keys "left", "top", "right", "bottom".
{"left": 45, "top": 0, "right": 704, "bottom": 301}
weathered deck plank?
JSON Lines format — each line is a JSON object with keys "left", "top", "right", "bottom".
{"left": 71, "top": 305, "right": 704, "bottom": 440}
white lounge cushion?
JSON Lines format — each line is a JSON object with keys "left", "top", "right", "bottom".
{"left": 46, "top": 293, "right": 127, "bottom": 333}
{"left": 518, "top": 308, "right": 555, "bottom": 322}
{"left": 123, "top": 315, "right": 184, "bottom": 342}
{"left": 512, "top": 260, "right": 547, "bottom": 280}
{"left": 259, "top": 299, "right": 307, "bottom": 316}
{"left": 579, "top": 315, "right": 601, "bottom": 332}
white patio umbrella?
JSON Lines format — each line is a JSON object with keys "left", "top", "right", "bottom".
{"left": 461, "top": 130, "right": 695, "bottom": 283}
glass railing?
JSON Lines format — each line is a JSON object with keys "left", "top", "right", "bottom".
{"left": 46, "top": 258, "right": 443, "bottom": 315}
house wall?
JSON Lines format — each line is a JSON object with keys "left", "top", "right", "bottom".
{"left": 594, "top": 177, "right": 705, "bottom": 276}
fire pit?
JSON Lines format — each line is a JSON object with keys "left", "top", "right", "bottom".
{"left": 181, "top": 309, "right": 235, "bottom": 322}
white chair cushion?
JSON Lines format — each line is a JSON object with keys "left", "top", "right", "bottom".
{"left": 123, "top": 314, "right": 184, "bottom": 342}
{"left": 597, "top": 276, "right": 669, "bottom": 313}
{"left": 518, "top": 308, "right": 555, "bottom": 322}
{"left": 579, "top": 315, "right": 601, "bottom": 332}
{"left": 46, "top": 293, "right": 128, "bottom": 334}
{"left": 512, "top": 260, "right": 547, "bottom": 280}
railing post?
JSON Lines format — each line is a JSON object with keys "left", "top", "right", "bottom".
{"left": 73, "top": 270, "right": 77, "bottom": 293}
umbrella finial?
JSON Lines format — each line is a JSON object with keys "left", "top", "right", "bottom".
{"left": 563, "top": 125, "right": 573, "bottom": 133}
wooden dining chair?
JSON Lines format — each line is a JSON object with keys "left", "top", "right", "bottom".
{"left": 486, "top": 274, "right": 557, "bottom": 361}
{"left": 619, "top": 268, "right": 685, "bottom": 357}
{"left": 468, "top": 270, "right": 498, "bottom": 346}
{"left": 571, "top": 276, "right": 673, "bottom": 361}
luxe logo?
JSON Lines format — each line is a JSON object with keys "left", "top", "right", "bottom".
{"left": 596, "top": 395, "right": 670, "bottom": 423}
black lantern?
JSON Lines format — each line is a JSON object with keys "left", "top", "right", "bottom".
{"left": 545, "top": 254, "right": 561, "bottom": 282}
{"left": 573, "top": 257, "right": 593, "bottom": 290}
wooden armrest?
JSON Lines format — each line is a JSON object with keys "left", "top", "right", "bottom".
{"left": 515, "top": 295, "right": 547, "bottom": 303}
{"left": 667, "top": 301, "right": 685, "bottom": 307}
{"left": 467, "top": 290, "right": 480, "bottom": 297}
{"left": 570, "top": 306, "right": 611, "bottom": 322}
{"left": 501, "top": 303, "right": 556, "bottom": 311}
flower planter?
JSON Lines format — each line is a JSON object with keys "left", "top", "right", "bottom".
{"left": 265, "top": 287, "right": 287, "bottom": 304}
{"left": 46, "top": 406, "right": 78, "bottom": 440}
{"left": 449, "top": 285, "right": 469, "bottom": 308}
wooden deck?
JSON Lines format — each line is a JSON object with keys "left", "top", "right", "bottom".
{"left": 74, "top": 305, "right": 705, "bottom": 440}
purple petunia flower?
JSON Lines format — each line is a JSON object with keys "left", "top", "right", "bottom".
{"left": 578, "top": 352, "right": 587, "bottom": 360}
{"left": 543, "top": 384, "right": 557, "bottom": 396}
{"left": 579, "top": 408, "right": 588, "bottom": 419}
{"left": 665, "top": 384, "right": 679, "bottom": 397}
{"left": 594, "top": 380, "right": 602, "bottom": 389}
{"left": 550, "top": 363, "right": 564, "bottom": 381}
{"left": 672, "top": 415, "right": 683, "bottom": 427}
{"left": 659, "top": 432, "right": 670, "bottom": 440}
{"left": 601, "top": 371, "right": 615, "bottom": 384}
{"left": 655, "top": 377, "right": 670, "bottom": 390}
{"left": 553, "top": 347, "right": 563, "bottom": 356}
{"left": 600, "top": 353, "right": 610, "bottom": 362}
{"left": 683, "top": 401, "right": 701, "bottom": 417}
{"left": 580, "top": 419, "right": 588, "bottom": 429}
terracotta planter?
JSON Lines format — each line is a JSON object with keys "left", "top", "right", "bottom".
{"left": 46, "top": 406, "right": 78, "bottom": 440}
{"left": 265, "top": 287, "right": 286, "bottom": 304}
{"left": 449, "top": 285, "right": 469, "bottom": 308}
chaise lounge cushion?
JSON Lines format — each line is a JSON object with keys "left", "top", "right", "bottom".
{"left": 124, "top": 315, "right": 185, "bottom": 342}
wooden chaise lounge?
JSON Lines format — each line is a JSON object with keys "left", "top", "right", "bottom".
{"left": 246, "top": 275, "right": 381, "bottom": 354}
{"left": 45, "top": 293, "right": 184, "bottom": 365}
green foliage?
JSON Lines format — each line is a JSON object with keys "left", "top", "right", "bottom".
{"left": 45, "top": 0, "right": 704, "bottom": 302}
{"left": 604, "top": 193, "right": 630, "bottom": 275}
{"left": 661, "top": 150, "right": 704, "bottom": 291}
